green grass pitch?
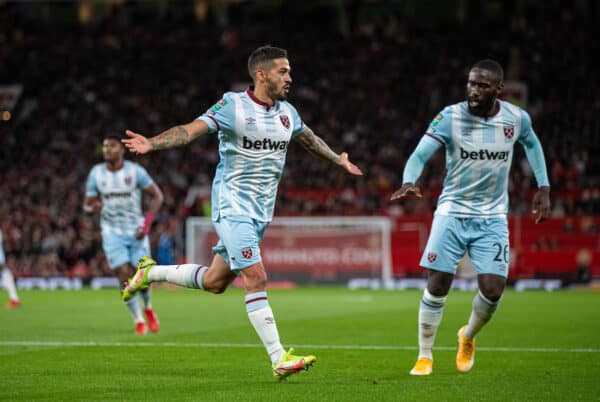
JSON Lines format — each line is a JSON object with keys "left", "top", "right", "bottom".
{"left": 1, "top": 287, "right": 599, "bottom": 401}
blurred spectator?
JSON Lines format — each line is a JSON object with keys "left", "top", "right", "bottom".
{"left": 0, "top": 1, "right": 598, "bottom": 278}
{"left": 155, "top": 219, "right": 178, "bottom": 266}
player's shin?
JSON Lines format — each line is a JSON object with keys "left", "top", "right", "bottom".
{"left": 2, "top": 268, "right": 19, "bottom": 302}
{"left": 149, "top": 264, "right": 208, "bottom": 289}
{"left": 140, "top": 287, "right": 152, "bottom": 309}
{"left": 246, "top": 292, "right": 285, "bottom": 364}
{"left": 418, "top": 289, "right": 447, "bottom": 360}
{"left": 464, "top": 291, "right": 499, "bottom": 339}
{"left": 125, "top": 297, "right": 144, "bottom": 323}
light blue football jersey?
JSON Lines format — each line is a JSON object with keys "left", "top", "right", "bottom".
{"left": 198, "top": 87, "right": 307, "bottom": 222}
{"left": 0, "top": 229, "right": 5, "bottom": 265}
{"left": 425, "top": 100, "right": 539, "bottom": 217}
{"left": 85, "top": 160, "right": 154, "bottom": 236}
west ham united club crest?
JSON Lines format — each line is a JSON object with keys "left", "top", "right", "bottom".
{"left": 503, "top": 125, "right": 515, "bottom": 139}
{"left": 279, "top": 115, "right": 290, "bottom": 130}
{"left": 427, "top": 252, "right": 437, "bottom": 263}
{"left": 124, "top": 176, "right": 132, "bottom": 185}
{"left": 241, "top": 247, "right": 253, "bottom": 259}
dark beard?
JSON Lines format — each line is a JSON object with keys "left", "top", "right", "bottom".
{"left": 267, "top": 81, "right": 286, "bottom": 100}
{"left": 468, "top": 96, "right": 496, "bottom": 117}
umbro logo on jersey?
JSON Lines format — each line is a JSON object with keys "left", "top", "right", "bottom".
{"left": 243, "top": 136, "right": 289, "bottom": 151}
{"left": 460, "top": 147, "right": 510, "bottom": 162}
{"left": 246, "top": 117, "right": 256, "bottom": 125}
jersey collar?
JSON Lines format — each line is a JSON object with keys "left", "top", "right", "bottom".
{"left": 467, "top": 100, "right": 502, "bottom": 121}
{"left": 488, "top": 100, "right": 501, "bottom": 118}
{"left": 246, "top": 86, "right": 276, "bottom": 111}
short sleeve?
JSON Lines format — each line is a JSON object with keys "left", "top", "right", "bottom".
{"left": 135, "top": 163, "right": 154, "bottom": 189}
{"left": 85, "top": 167, "right": 98, "bottom": 197}
{"left": 287, "top": 103, "right": 306, "bottom": 138}
{"left": 518, "top": 109, "right": 534, "bottom": 142}
{"left": 425, "top": 106, "right": 452, "bottom": 144}
{"left": 197, "top": 93, "right": 235, "bottom": 133}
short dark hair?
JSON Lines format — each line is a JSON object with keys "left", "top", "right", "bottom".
{"left": 247, "top": 45, "right": 288, "bottom": 79}
{"left": 104, "top": 135, "right": 125, "bottom": 148}
{"left": 472, "top": 59, "right": 504, "bottom": 83}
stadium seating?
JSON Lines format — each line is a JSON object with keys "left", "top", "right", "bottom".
{"left": 0, "top": 2, "right": 598, "bottom": 282}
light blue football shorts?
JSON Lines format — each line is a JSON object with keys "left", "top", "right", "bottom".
{"left": 102, "top": 232, "right": 150, "bottom": 270}
{"left": 212, "top": 215, "right": 268, "bottom": 271}
{"left": 420, "top": 215, "right": 510, "bottom": 277}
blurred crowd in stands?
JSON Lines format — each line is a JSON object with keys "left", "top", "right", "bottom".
{"left": 0, "top": 1, "right": 598, "bottom": 279}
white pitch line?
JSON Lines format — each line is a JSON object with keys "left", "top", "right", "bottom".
{"left": 0, "top": 341, "right": 598, "bottom": 353}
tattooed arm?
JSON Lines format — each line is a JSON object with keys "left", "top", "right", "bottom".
{"left": 295, "top": 127, "right": 363, "bottom": 175}
{"left": 123, "top": 120, "right": 209, "bottom": 155}
{"left": 295, "top": 127, "right": 340, "bottom": 162}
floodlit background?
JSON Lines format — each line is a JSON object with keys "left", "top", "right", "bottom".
{"left": 0, "top": 0, "right": 598, "bottom": 285}
{"left": 1, "top": 2, "right": 599, "bottom": 401}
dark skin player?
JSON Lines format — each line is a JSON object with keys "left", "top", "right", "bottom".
{"left": 84, "top": 138, "right": 164, "bottom": 289}
{"left": 391, "top": 65, "right": 550, "bottom": 303}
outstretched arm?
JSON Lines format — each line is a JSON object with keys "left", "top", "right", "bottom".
{"left": 295, "top": 127, "right": 363, "bottom": 175}
{"left": 390, "top": 135, "right": 441, "bottom": 201}
{"left": 521, "top": 132, "right": 551, "bottom": 223}
{"left": 390, "top": 183, "right": 422, "bottom": 200}
{"left": 123, "top": 120, "right": 210, "bottom": 154}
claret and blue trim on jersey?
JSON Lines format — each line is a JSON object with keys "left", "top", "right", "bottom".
{"left": 0, "top": 229, "right": 5, "bottom": 265}
{"left": 403, "top": 100, "right": 549, "bottom": 217}
{"left": 197, "top": 87, "right": 307, "bottom": 223}
{"left": 85, "top": 161, "right": 155, "bottom": 236}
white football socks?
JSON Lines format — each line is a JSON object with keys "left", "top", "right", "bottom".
{"left": 2, "top": 267, "right": 19, "bottom": 301}
{"left": 148, "top": 264, "right": 207, "bottom": 289}
{"left": 417, "top": 289, "right": 447, "bottom": 360}
{"left": 246, "top": 292, "right": 285, "bottom": 364}
{"left": 140, "top": 288, "right": 152, "bottom": 310}
{"left": 464, "top": 291, "right": 499, "bottom": 339}
{"left": 125, "top": 298, "right": 144, "bottom": 323}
